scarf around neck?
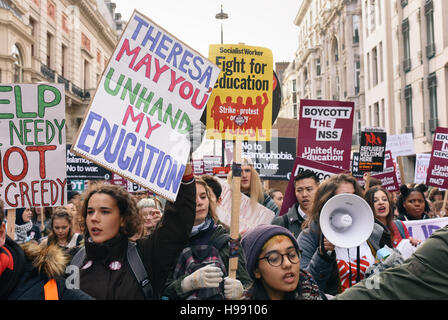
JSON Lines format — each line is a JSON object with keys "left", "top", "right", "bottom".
{"left": 15, "top": 221, "right": 33, "bottom": 244}
{"left": 190, "top": 216, "right": 213, "bottom": 237}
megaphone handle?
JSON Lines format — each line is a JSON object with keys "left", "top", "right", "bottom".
{"left": 356, "top": 246, "right": 361, "bottom": 283}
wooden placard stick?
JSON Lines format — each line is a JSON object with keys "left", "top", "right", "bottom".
{"left": 229, "top": 139, "right": 242, "bottom": 279}
{"left": 397, "top": 156, "right": 406, "bottom": 185}
{"left": 364, "top": 172, "right": 371, "bottom": 193}
{"left": 41, "top": 207, "right": 45, "bottom": 231}
{"left": 7, "top": 209, "right": 16, "bottom": 239}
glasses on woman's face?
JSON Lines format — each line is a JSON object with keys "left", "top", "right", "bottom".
{"left": 257, "top": 249, "right": 301, "bottom": 267}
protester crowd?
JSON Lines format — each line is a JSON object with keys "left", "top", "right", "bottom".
{"left": 1, "top": 159, "right": 447, "bottom": 300}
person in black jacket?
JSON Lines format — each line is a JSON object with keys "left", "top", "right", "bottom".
{"left": 271, "top": 170, "right": 319, "bottom": 238}
{"left": 70, "top": 163, "right": 196, "bottom": 300}
{"left": 0, "top": 201, "right": 92, "bottom": 300}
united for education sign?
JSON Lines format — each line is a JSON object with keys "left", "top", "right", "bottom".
{"left": 72, "top": 11, "right": 220, "bottom": 201}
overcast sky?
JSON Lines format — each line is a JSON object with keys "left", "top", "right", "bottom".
{"left": 113, "top": 0, "right": 300, "bottom": 63}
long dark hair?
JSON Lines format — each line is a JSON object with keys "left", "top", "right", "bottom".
{"left": 364, "top": 186, "right": 394, "bottom": 228}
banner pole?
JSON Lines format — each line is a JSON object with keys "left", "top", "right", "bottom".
{"left": 7, "top": 209, "right": 16, "bottom": 239}
{"left": 229, "top": 139, "right": 241, "bottom": 279}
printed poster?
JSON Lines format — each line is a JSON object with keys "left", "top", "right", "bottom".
{"left": 297, "top": 99, "right": 354, "bottom": 171}
{"left": 206, "top": 44, "right": 273, "bottom": 141}
{"left": 71, "top": 11, "right": 220, "bottom": 201}
{"left": 426, "top": 127, "right": 448, "bottom": 189}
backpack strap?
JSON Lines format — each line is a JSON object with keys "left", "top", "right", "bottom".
{"left": 70, "top": 246, "right": 86, "bottom": 268}
{"left": 126, "top": 242, "right": 153, "bottom": 299}
{"left": 394, "top": 220, "right": 406, "bottom": 239}
{"left": 70, "top": 243, "right": 153, "bottom": 299}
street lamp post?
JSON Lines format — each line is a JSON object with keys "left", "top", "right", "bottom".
{"left": 215, "top": 5, "right": 228, "bottom": 166}
{"left": 215, "top": 4, "right": 229, "bottom": 44}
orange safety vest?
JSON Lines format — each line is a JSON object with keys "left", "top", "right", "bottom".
{"left": 43, "top": 279, "right": 59, "bottom": 300}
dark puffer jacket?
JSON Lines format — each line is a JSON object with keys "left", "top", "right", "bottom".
{"left": 0, "top": 236, "right": 93, "bottom": 300}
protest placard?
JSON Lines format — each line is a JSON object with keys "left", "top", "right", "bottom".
{"left": 425, "top": 127, "right": 448, "bottom": 189}
{"left": 66, "top": 144, "right": 112, "bottom": 180}
{"left": 403, "top": 217, "right": 448, "bottom": 241}
{"left": 203, "top": 155, "right": 222, "bottom": 174}
{"left": 241, "top": 137, "right": 296, "bottom": 180}
{"left": 280, "top": 157, "right": 349, "bottom": 215}
{"left": 192, "top": 159, "right": 204, "bottom": 175}
{"left": 216, "top": 179, "right": 275, "bottom": 234}
{"left": 0, "top": 84, "right": 66, "bottom": 209}
{"left": 414, "top": 153, "right": 431, "bottom": 184}
{"left": 71, "top": 11, "right": 220, "bottom": 201}
{"left": 386, "top": 133, "right": 415, "bottom": 157}
{"left": 358, "top": 128, "right": 387, "bottom": 172}
{"left": 297, "top": 99, "right": 354, "bottom": 171}
{"left": 206, "top": 44, "right": 273, "bottom": 141}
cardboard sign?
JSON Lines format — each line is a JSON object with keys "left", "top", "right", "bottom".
{"left": 216, "top": 179, "right": 275, "bottom": 234}
{"left": 386, "top": 133, "right": 415, "bottom": 157}
{"left": 241, "top": 137, "right": 296, "bottom": 180}
{"left": 71, "top": 11, "right": 220, "bottom": 201}
{"left": 206, "top": 44, "right": 273, "bottom": 141}
{"left": 358, "top": 129, "right": 387, "bottom": 172}
{"left": 192, "top": 159, "right": 204, "bottom": 175}
{"left": 280, "top": 157, "right": 349, "bottom": 215}
{"left": 0, "top": 84, "right": 66, "bottom": 209}
{"left": 426, "top": 127, "right": 448, "bottom": 189}
{"left": 297, "top": 99, "right": 354, "bottom": 171}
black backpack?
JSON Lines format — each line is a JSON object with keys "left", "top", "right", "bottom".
{"left": 70, "top": 242, "right": 153, "bottom": 299}
{"left": 172, "top": 233, "right": 230, "bottom": 300}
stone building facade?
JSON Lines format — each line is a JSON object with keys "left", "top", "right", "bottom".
{"left": 0, "top": 0, "right": 123, "bottom": 143}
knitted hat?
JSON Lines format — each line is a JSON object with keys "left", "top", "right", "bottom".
{"left": 241, "top": 224, "right": 300, "bottom": 280}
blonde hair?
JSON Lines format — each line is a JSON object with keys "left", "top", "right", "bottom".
{"left": 260, "top": 235, "right": 291, "bottom": 256}
{"left": 227, "top": 157, "right": 264, "bottom": 209}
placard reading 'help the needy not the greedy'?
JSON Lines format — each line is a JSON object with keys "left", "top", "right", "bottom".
{"left": 426, "top": 127, "right": 448, "bottom": 189}
{"left": 0, "top": 84, "right": 66, "bottom": 209}
{"left": 298, "top": 99, "right": 354, "bottom": 171}
{"left": 206, "top": 44, "right": 273, "bottom": 141}
{"left": 72, "top": 11, "right": 220, "bottom": 201}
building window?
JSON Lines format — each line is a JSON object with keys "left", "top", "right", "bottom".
{"left": 425, "top": 0, "right": 435, "bottom": 59}
{"left": 353, "top": 15, "right": 360, "bottom": 44}
{"left": 428, "top": 72, "right": 438, "bottom": 133}
{"left": 62, "top": 44, "right": 68, "bottom": 78}
{"left": 367, "top": 52, "right": 371, "bottom": 89}
{"left": 379, "top": 42, "right": 384, "bottom": 82}
{"left": 402, "top": 19, "right": 411, "bottom": 72}
{"left": 47, "top": 1, "right": 56, "bottom": 21}
{"left": 316, "top": 58, "right": 321, "bottom": 76}
{"left": 401, "top": 0, "right": 408, "bottom": 8}
{"left": 12, "top": 44, "right": 23, "bottom": 82}
{"left": 292, "top": 79, "right": 296, "bottom": 93}
{"left": 46, "top": 32, "right": 53, "bottom": 68}
{"left": 404, "top": 85, "right": 413, "bottom": 133}
{"left": 84, "top": 59, "right": 90, "bottom": 90}
{"left": 374, "top": 102, "right": 380, "bottom": 127}
{"left": 354, "top": 60, "right": 361, "bottom": 94}
{"left": 370, "top": 0, "right": 376, "bottom": 32}
{"left": 29, "top": 17, "right": 38, "bottom": 57}
{"left": 372, "top": 47, "right": 378, "bottom": 86}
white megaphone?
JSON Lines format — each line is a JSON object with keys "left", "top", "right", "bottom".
{"left": 319, "top": 193, "right": 374, "bottom": 248}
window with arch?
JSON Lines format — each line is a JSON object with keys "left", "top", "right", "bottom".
{"left": 12, "top": 44, "right": 23, "bottom": 82}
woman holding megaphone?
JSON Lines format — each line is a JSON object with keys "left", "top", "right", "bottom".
{"left": 297, "top": 174, "right": 389, "bottom": 296}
